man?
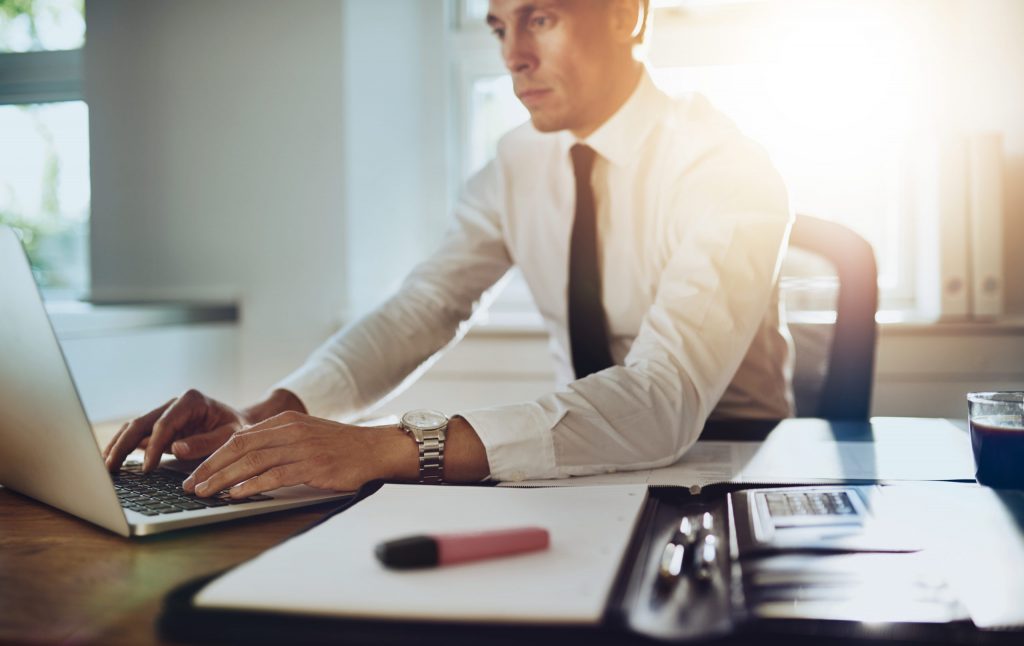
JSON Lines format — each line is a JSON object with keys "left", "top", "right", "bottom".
{"left": 103, "top": 0, "right": 792, "bottom": 498}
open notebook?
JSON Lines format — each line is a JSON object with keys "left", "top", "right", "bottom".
{"left": 195, "top": 484, "right": 648, "bottom": 624}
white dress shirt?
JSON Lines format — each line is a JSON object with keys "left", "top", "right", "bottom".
{"left": 275, "top": 70, "right": 794, "bottom": 482}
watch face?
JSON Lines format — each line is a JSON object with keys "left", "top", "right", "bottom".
{"left": 402, "top": 409, "right": 448, "bottom": 430}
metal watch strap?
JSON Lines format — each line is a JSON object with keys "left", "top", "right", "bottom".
{"left": 417, "top": 427, "right": 445, "bottom": 484}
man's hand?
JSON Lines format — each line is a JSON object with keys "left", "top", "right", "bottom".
{"left": 181, "top": 412, "right": 490, "bottom": 498}
{"left": 102, "top": 388, "right": 305, "bottom": 473}
{"left": 181, "top": 412, "right": 417, "bottom": 498}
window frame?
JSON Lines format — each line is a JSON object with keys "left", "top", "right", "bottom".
{"left": 0, "top": 48, "right": 82, "bottom": 105}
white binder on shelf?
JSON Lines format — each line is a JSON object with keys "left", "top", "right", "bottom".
{"left": 914, "top": 133, "right": 971, "bottom": 320}
{"left": 967, "top": 132, "right": 1005, "bottom": 320}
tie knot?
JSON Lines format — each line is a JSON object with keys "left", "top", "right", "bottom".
{"left": 570, "top": 144, "right": 596, "bottom": 179}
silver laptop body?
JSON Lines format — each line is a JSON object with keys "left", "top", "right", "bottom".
{"left": 0, "top": 225, "right": 350, "bottom": 536}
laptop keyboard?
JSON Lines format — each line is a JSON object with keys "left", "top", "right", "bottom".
{"left": 113, "top": 462, "right": 272, "bottom": 516}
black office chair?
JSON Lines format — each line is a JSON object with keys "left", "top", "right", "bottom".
{"left": 786, "top": 214, "right": 878, "bottom": 420}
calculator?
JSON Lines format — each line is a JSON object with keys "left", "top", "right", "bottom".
{"left": 755, "top": 488, "right": 866, "bottom": 528}
{"left": 730, "top": 486, "right": 877, "bottom": 551}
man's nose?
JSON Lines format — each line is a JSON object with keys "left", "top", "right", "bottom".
{"left": 502, "top": 30, "right": 536, "bottom": 74}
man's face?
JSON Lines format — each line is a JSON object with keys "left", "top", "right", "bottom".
{"left": 487, "top": 0, "right": 623, "bottom": 136}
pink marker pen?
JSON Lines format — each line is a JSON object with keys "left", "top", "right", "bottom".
{"left": 375, "top": 526, "right": 550, "bottom": 569}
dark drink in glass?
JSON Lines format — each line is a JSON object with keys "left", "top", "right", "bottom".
{"left": 967, "top": 392, "right": 1024, "bottom": 489}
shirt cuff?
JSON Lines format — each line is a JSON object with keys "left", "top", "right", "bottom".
{"left": 458, "top": 402, "right": 560, "bottom": 482}
{"left": 271, "top": 359, "right": 357, "bottom": 421}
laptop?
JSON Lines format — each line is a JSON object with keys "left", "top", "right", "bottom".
{"left": 0, "top": 225, "right": 352, "bottom": 536}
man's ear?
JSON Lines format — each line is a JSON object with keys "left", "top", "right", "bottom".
{"left": 608, "top": 0, "right": 645, "bottom": 44}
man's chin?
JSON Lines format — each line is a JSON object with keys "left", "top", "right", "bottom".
{"left": 528, "top": 113, "right": 565, "bottom": 133}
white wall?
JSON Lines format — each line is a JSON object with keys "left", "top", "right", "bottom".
{"left": 340, "top": 0, "right": 451, "bottom": 318}
{"left": 60, "top": 324, "right": 238, "bottom": 422}
{"left": 84, "top": 0, "right": 449, "bottom": 405}
{"left": 85, "top": 0, "right": 348, "bottom": 402}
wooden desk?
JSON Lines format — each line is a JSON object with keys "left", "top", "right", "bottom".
{"left": 0, "top": 484, "right": 340, "bottom": 645}
{"left": 0, "top": 422, "right": 343, "bottom": 645}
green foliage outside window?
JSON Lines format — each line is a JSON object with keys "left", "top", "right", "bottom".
{"left": 0, "top": 0, "right": 88, "bottom": 292}
{"left": 0, "top": 0, "right": 84, "bottom": 51}
{"left": 0, "top": 101, "right": 71, "bottom": 285}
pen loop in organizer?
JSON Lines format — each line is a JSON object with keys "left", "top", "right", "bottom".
{"left": 656, "top": 512, "right": 719, "bottom": 593}
{"left": 678, "top": 516, "right": 697, "bottom": 545}
{"left": 659, "top": 542, "right": 686, "bottom": 581}
{"left": 657, "top": 516, "right": 696, "bottom": 588}
{"left": 694, "top": 533, "right": 718, "bottom": 583}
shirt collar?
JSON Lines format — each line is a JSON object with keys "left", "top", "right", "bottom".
{"left": 558, "top": 68, "right": 670, "bottom": 167}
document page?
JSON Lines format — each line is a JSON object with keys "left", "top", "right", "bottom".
{"left": 500, "top": 418, "right": 975, "bottom": 489}
{"left": 876, "top": 483, "right": 1024, "bottom": 629}
{"left": 197, "top": 484, "right": 648, "bottom": 624}
{"left": 499, "top": 441, "right": 755, "bottom": 489}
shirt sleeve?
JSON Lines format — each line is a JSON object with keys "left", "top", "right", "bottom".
{"left": 461, "top": 140, "right": 792, "bottom": 481}
{"left": 273, "top": 159, "right": 513, "bottom": 421}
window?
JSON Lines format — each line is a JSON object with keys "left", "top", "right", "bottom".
{"left": 449, "top": 0, "right": 962, "bottom": 317}
{"left": 0, "top": 0, "right": 88, "bottom": 298}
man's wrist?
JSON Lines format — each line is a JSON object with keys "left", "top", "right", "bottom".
{"left": 383, "top": 414, "right": 489, "bottom": 484}
{"left": 382, "top": 425, "right": 421, "bottom": 482}
{"left": 446, "top": 415, "right": 489, "bottom": 482}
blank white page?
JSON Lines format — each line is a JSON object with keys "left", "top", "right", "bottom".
{"left": 196, "top": 484, "right": 648, "bottom": 624}
{"left": 500, "top": 418, "right": 974, "bottom": 489}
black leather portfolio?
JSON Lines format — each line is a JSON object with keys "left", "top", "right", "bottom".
{"left": 159, "top": 481, "right": 1024, "bottom": 645}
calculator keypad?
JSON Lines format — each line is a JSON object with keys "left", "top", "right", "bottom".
{"left": 757, "top": 489, "right": 864, "bottom": 528}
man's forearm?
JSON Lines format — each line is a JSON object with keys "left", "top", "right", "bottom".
{"left": 242, "top": 391, "right": 489, "bottom": 483}
{"left": 241, "top": 388, "right": 308, "bottom": 424}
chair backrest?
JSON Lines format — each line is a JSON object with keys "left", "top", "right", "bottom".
{"left": 787, "top": 215, "right": 878, "bottom": 420}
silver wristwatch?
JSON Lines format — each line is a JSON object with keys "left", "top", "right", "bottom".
{"left": 399, "top": 409, "right": 449, "bottom": 484}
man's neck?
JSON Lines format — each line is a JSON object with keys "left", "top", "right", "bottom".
{"left": 570, "top": 61, "right": 645, "bottom": 140}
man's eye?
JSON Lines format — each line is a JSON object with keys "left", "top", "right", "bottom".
{"left": 529, "top": 14, "right": 553, "bottom": 29}
{"left": 491, "top": 27, "right": 505, "bottom": 39}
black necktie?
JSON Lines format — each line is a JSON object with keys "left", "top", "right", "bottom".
{"left": 568, "top": 144, "right": 614, "bottom": 379}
